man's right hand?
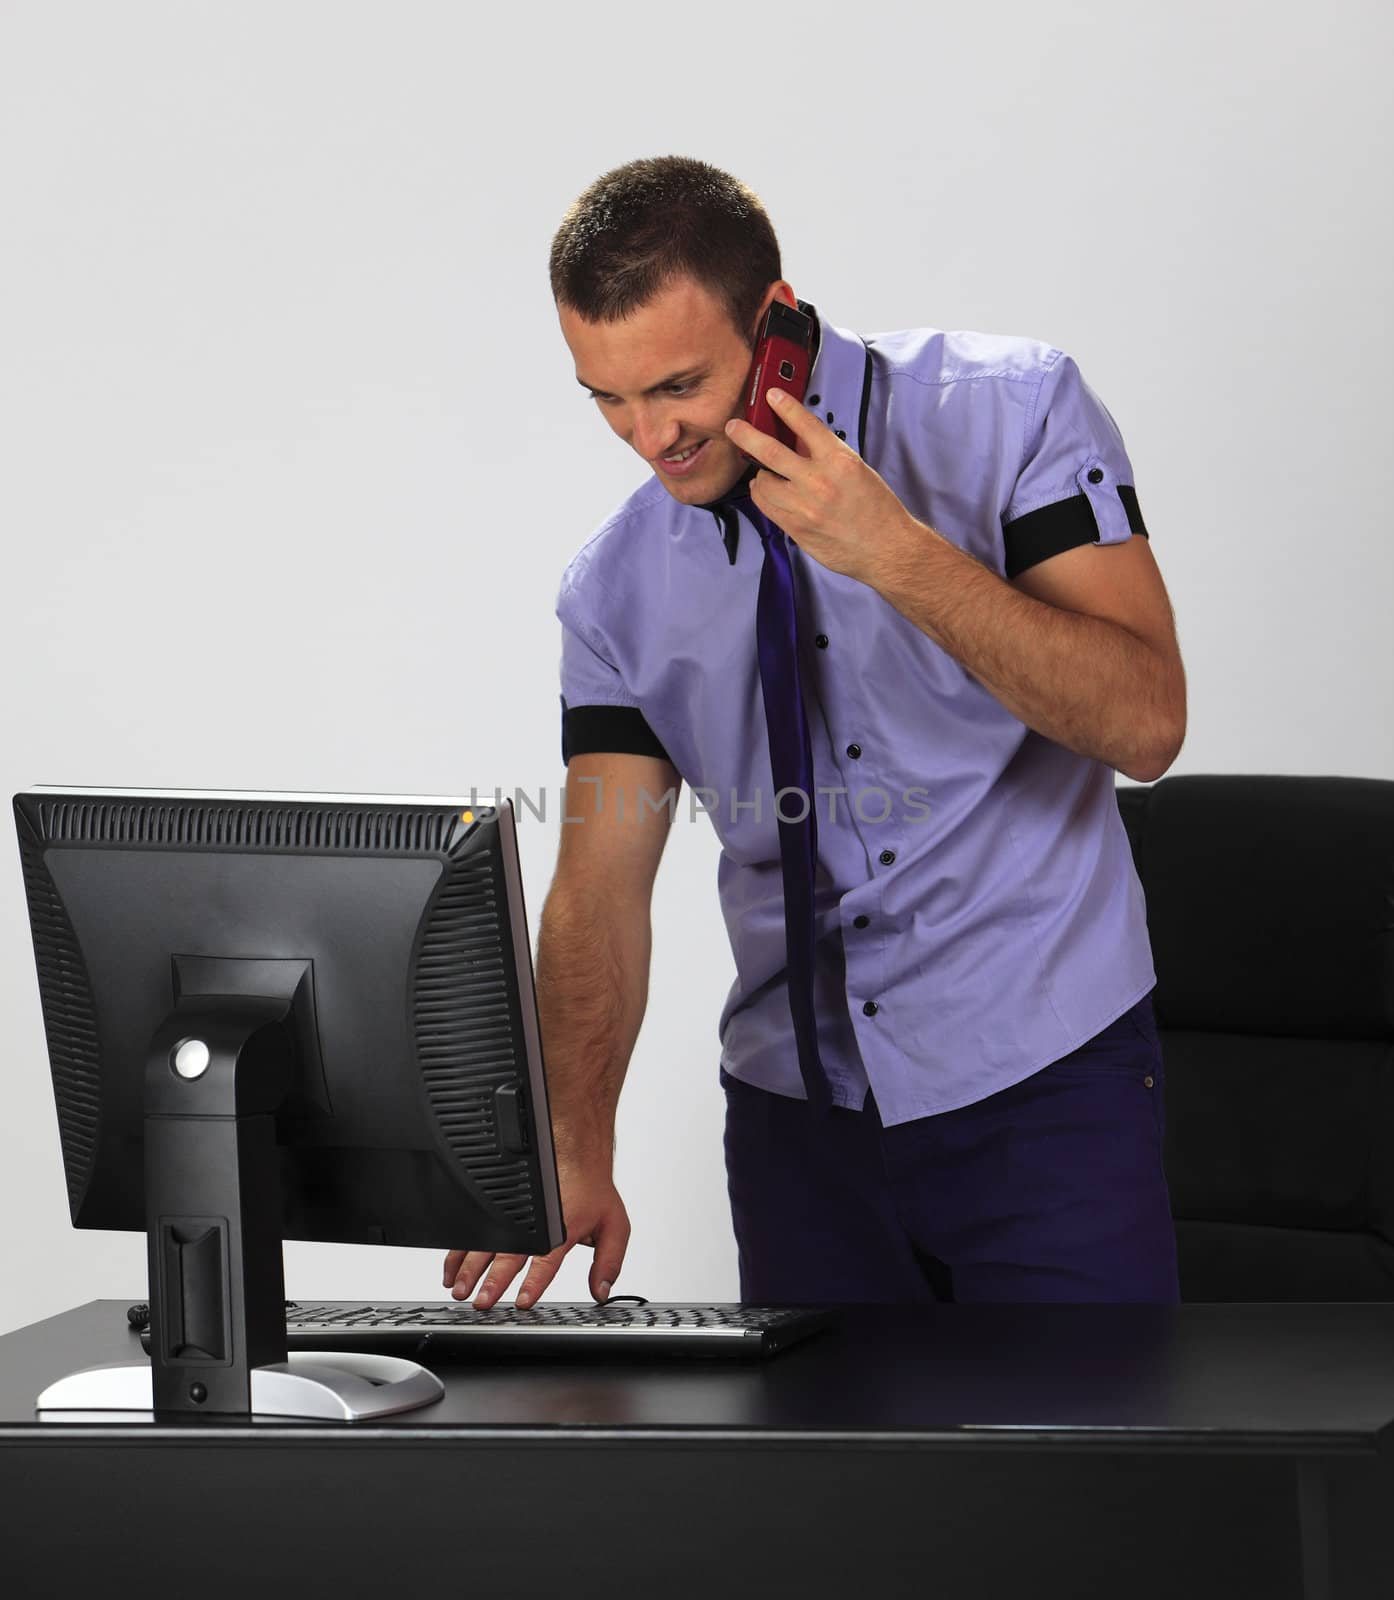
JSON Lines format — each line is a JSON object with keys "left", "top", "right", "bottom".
{"left": 441, "top": 1158, "right": 631, "bottom": 1309}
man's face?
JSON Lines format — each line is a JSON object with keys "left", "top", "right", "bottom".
{"left": 559, "top": 274, "right": 796, "bottom": 505}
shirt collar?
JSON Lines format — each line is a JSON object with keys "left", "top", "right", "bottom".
{"left": 699, "top": 300, "right": 873, "bottom": 564}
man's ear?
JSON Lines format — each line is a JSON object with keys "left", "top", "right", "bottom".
{"left": 747, "top": 280, "right": 798, "bottom": 343}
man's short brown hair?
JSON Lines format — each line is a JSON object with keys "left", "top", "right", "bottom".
{"left": 548, "top": 155, "right": 782, "bottom": 341}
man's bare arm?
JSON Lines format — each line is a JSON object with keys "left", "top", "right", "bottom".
{"left": 538, "top": 750, "right": 681, "bottom": 1161}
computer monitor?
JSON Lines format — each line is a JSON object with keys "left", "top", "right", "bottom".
{"left": 12, "top": 786, "right": 564, "bottom": 1419}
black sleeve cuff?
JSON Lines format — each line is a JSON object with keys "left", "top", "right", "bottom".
{"left": 560, "top": 697, "right": 673, "bottom": 765}
{"left": 1002, "top": 484, "right": 1148, "bottom": 580}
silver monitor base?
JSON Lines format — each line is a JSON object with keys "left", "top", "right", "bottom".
{"left": 36, "top": 1351, "right": 444, "bottom": 1421}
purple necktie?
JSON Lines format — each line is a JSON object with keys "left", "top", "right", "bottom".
{"left": 737, "top": 495, "right": 831, "bottom": 1115}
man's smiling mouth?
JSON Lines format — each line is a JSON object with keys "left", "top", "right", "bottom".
{"left": 659, "top": 440, "right": 710, "bottom": 475}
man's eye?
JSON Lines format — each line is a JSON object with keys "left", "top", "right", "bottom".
{"left": 586, "top": 382, "right": 697, "bottom": 402}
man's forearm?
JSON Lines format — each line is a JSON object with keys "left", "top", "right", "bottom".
{"left": 873, "top": 515, "right": 1181, "bottom": 782}
{"left": 533, "top": 882, "right": 651, "bottom": 1168}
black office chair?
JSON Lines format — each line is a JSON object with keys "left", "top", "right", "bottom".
{"left": 1116, "top": 773, "right": 1394, "bottom": 1301}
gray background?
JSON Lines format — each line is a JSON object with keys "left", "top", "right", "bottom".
{"left": 2, "top": 0, "right": 1390, "bottom": 1334}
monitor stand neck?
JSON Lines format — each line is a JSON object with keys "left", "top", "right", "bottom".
{"left": 144, "top": 992, "right": 295, "bottom": 1414}
{"left": 37, "top": 988, "right": 442, "bottom": 1421}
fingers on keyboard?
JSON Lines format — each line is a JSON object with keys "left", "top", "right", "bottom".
{"left": 449, "top": 1249, "right": 497, "bottom": 1300}
{"left": 473, "top": 1252, "right": 531, "bottom": 1310}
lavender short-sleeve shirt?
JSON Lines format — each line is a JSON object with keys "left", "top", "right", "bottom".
{"left": 556, "top": 302, "right": 1156, "bottom": 1127}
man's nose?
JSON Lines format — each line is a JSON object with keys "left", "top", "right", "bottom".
{"left": 632, "top": 408, "right": 680, "bottom": 462}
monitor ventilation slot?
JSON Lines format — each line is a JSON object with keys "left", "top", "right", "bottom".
{"left": 37, "top": 800, "right": 452, "bottom": 854}
{"left": 413, "top": 849, "right": 536, "bottom": 1228}
{"left": 17, "top": 831, "right": 100, "bottom": 1215}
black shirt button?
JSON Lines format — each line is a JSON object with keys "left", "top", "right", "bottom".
{"left": 835, "top": 429, "right": 846, "bottom": 441}
{"left": 814, "top": 633, "right": 829, "bottom": 649}
{"left": 862, "top": 1000, "right": 879, "bottom": 1017}
{"left": 1087, "top": 467, "right": 1104, "bottom": 484}
{"left": 826, "top": 412, "right": 835, "bottom": 424}
{"left": 853, "top": 914, "right": 870, "bottom": 929}
{"left": 879, "top": 849, "right": 896, "bottom": 866}
{"left": 807, "top": 393, "right": 821, "bottom": 406}
{"left": 846, "top": 743, "right": 862, "bottom": 759}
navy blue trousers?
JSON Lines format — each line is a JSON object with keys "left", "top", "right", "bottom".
{"left": 721, "top": 991, "right": 1180, "bottom": 1304}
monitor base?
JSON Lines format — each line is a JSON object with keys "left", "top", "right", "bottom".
{"left": 36, "top": 1350, "right": 444, "bottom": 1420}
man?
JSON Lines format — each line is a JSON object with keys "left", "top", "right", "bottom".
{"left": 443, "top": 155, "right": 1186, "bottom": 1309}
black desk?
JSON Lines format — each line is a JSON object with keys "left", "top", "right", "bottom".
{"left": 1, "top": 1301, "right": 1392, "bottom": 1599}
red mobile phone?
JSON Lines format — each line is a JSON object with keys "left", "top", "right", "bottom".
{"left": 739, "top": 301, "right": 813, "bottom": 462}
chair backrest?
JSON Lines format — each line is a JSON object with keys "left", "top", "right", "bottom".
{"left": 1116, "top": 774, "right": 1394, "bottom": 1301}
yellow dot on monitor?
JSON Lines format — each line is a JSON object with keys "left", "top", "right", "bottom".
{"left": 460, "top": 810, "right": 474, "bottom": 824}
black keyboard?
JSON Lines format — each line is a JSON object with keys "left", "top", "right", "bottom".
{"left": 131, "top": 1299, "right": 835, "bottom": 1360}
{"left": 281, "top": 1300, "right": 833, "bottom": 1360}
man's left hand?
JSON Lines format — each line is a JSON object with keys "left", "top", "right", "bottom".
{"left": 724, "top": 389, "right": 916, "bottom": 585}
